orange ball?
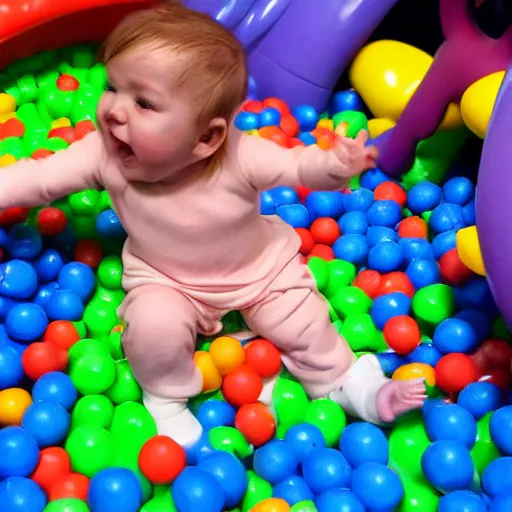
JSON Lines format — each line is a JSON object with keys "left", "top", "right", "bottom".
{"left": 209, "top": 336, "right": 246, "bottom": 376}
{"left": 398, "top": 216, "right": 428, "bottom": 238}
{"left": 383, "top": 315, "right": 421, "bottom": 355}
{"left": 43, "top": 320, "right": 80, "bottom": 350}
{"left": 244, "top": 339, "right": 282, "bottom": 378}
{"left": 139, "top": 435, "right": 186, "bottom": 484}
{"left": 0, "top": 388, "right": 32, "bottom": 426}
{"left": 435, "top": 353, "right": 480, "bottom": 393}
{"left": 310, "top": 217, "right": 341, "bottom": 246}
{"left": 353, "top": 269, "right": 382, "bottom": 299}
{"left": 289, "top": 137, "right": 304, "bottom": 147}
{"left": 308, "top": 244, "right": 334, "bottom": 261}
{"left": 49, "top": 473, "right": 89, "bottom": 501}
{"left": 315, "top": 130, "right": 336, "bottom": 150}
{"left": 222, "top": 364, "right": 263, "bottom": 407}
{"left": 250, "top": 498, "right": 291, "bottom": 512}
{"left": 194, "top": 351, "right": 222, "bottom": 392}
{"left": 374, "top": 181, "right": 407, "bottom": 207}
{"left": 377, "top": 272, "right": 415, "bottom": 298}
{"left": 235, "top": 402, "right": 276, "bottom": 446}
{"left": 295, "top": 228, "right": 315, "bottom": 255}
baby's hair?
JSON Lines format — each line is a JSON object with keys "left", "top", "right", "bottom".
{"left": 99, "top": 1, "right": 248, "bottom": 170}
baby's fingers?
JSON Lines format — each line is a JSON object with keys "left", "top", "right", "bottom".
{"left": 355, "top": 129, "right": 369, "bottom": 145}
{"left": 365, "top": 145, "right": 379, "bottom": 161}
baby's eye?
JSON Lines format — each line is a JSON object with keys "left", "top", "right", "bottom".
{"left": 106, "top": 83, "right": 117, "bottom": 93}
{"left": 136, "top": 98, "right": 154, "bottom": 111}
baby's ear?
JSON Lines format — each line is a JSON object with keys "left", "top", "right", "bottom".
{"left": 193, "top": 118, "right": 227, "bottom": 160}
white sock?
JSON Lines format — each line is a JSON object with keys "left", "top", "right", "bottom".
{"left": 258, "top": 373, "right": 279, "bottom": 421}
{"left": 329, "top": 354, "right": 389, "bottom": 425}
{"left": 143, "top": 393, "right": 203, "bottom": 447}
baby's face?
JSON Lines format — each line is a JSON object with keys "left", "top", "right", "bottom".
{"left": 97, "top": 46, "right": 202, "bottom": 182}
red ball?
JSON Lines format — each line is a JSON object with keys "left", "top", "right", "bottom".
{"left": 377, "top": 272, "right": 415, "bottom": 298}
{"left": 474, "top": 338, "right": 512, "bottom": 372}
{"left": 48, "top": 126, "right": 75, "bottom": 145}
{"left": 374, "top": 181, "right": 407, "bottom": 207}
{"left": 262, "top": 97, "right": 290, "bottom": 115}
{"left": 310, "top": 217, "right": 341, "bottom": 246}
{"left": 49, "top": 472, "right": 89, "bottom": 501}
{"left": 57, "top": 74, "right": 80, "bottom": 91}
{"left": 353, "top": 269, "right": 382, "bottom": 299}
{"left": 296, "top": 185, "right": 312, "bottom": 202}
{"left": 308, "top": 244, "right": 334, "bottom": 261}
{"left": 222, "top": 364, "right": 263, "bottom": 407}
{"left": 37, "top": 207, "right": 67, "bottom": 236}
{"left": 31, "top": 447, "right": 71, "bottom": 494}
{"left": 3, "top": 118, "right": 25, "bottom": 138}
{"left": 244, "top": 338, "right": 282, "bottom": 378}
{"left": 243, "top": 100, "right": 263, "bottom": 114}
{"left": 383, "top": 315, "right": 421, "bottom": 355}
{"left": 479, "top": 369, "right": 511, "bottom": 390}
{"left": 74, "top": 239, "right": 103, "bottom": 269}
{"left": 0, "top": 207, "right": 29, "bottom": 225}
{"left": 32, "top": 149, "right": 54, "bottom": 160}
{"left": 235, "top": 402, "right": 276, "bottom": 446}
{"left": 22, "top": 341, "right": 68, "bottom": 381}
{"left": 43, "top": 320, "right": 80, "bottom": 351}
{"left": 439, "top": 248, "right": 472, "bottom": 285}
{"left": 139, "top": 435, "right": 186, "bottom": 484}
{"left": 295, "top": 228, "right": 315, "bottom": 255}
{"left": 280, "top": 115, "right": 299, "bottom": 137}
{"left": 74, "top": 120, "right": 96, "bottom": 141}
{"left": 397, "top": 216, "right": 428, "bottom": 239}
{"left": 289, "top": 138, "right": 304, "bottom": 147}
{"left": 435, "top": 353, "right": 479, "bottom": 393}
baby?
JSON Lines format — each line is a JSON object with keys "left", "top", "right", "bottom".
{"left": 0, "top": 3, "right": 426, "bottom": 447}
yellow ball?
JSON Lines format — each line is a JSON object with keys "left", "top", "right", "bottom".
{"left": 209, "top": 336, "right": 245, "bottom": 376}
{"left": 0, "top": 388, "right": 33, "bottom": 426}
{"left": 250, "top": 498, "right": 291, "bottom": 512}
{"left": 51, "top": 117, "right": 72, "bottom": 129}
{"left": 0, "top": 93, "right": 16, "bottom": 114}
{"left": 0, "top": 154, "right": 16, "bottom": 167}
{"left": 456, "top": 225, "right": 486, "bottom": 276}
{"left": 194, "top": 351, "right": 222, "bottom": 392}
{"left": 460, "top": 71, "right": 504, "bottom": 139}
{"left": 0, "top": 112, "right": 16, "bottom": 123}
{"left": 316, "top": 118, "right": 334, "bottom": 131}
{"left": 368, "top": 118, "right": 396, "bottom": 139}
{"left": 392, "top": 363, "right": 435, "bottom": 387}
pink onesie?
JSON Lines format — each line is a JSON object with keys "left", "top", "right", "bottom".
{"left": 0, "top": 127, "right": 355, "bottom": 400}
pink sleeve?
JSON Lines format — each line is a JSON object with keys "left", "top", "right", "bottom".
{"left": 234, "top": 130, "right": 350, "bottom": 192}
{"left": 0, "top": 131, "right": 105, "bottom": 209}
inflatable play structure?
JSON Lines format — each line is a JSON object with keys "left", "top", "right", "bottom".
{"left": 2, "top": 0, "right": 512, "bottom": 511}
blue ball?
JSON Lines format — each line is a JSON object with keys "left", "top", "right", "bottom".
{"left": 330, "top": 90, "right": 364, "bottom": 114}
{"left": 370, "top": 292, "right": 411, "bottom": 330}
{"left": 453, "top": 277, "right": 499, "bottom": 317}
{"left": 260, "top": 191, "right": 275, "bottom": 215}
{"left": 442, "top": 177, "right": 475, "bottom": 206}
{"left": 34, "top": 249, "right": 64, "bottom": 283}
{"left": 283, "top": 423, "right": 326, "bottom": 463}
{"left": 0, "top": 260, "right": 38, "bottom": 300}
{"left": 302, "top": 448, "right": 352, "bottom": 494}
{"left": 196, "top": 400, "right": 236, "bottom": 430}
{"left": 5, "top": 303, "right": 48, "bottom": 343}
{"left": 338, "top": 211, "right": 368, "bottom": 234}
{"left": 0, "top": 296, "right": 21, "bottom": 322}
{"left": 258, "top": 107, "right": 281, "bottom": 127}
{"left": 366, "top": 200, "right": 402, "bottom": 227}
{"left": 315, "top": 489, "right": 365, "bottom": 512}
{"left": 406, "top": 343, "right": 442, "bottom": 367}
{"left": 429, "top": 203, "right": 465, "bottom": 233}
{"left": 433, "top": 318, "right": 479, "bottom": 354}
{"left": 172, "top": 466, "right": 225, "bottom": 512}
{"left": 197, "top": 451, "right": 247, "bottom": 509}
{"left": 462, "top": 199, "right": 476, "bottom": 225}
{"left": 0, "top": 427, "right": 39, "bottom": 478}
{"left": 489, "top": 494, "right": 512, "bottom": 511}
{"left": 21, "top": 401, "right": 70, "bottom": 448}
{"left": 458, "top": 382, "right": 503, "bottom": 420}
{"left": 305, "top": 191, "right": 344, "bottom": 219}
{"left": 58, "top": 262, "right": 96, "bottom": 302}
{"left": 339, "top": 422, "right": 389, "bottom": 467}
{"left": 234, "top": 111, "right": 259, "bottom": 131}
{"left": 359, "top": 168, "right": 389, "bottom": 191}
{"left": 424, "top": 403, "right": 477, "bottom": 449}
{"left": 342, "top": 188, "right": 374, "bottom": 212}
{"left": 253, "top": 440, "right": 299, "bottom": 485}
{"left": 375, "top": 352, "right": 404, "bottom": 376}
{"left": 366, "top": 226, "right": 397, "bottom": 248}
{"left": 368, "top": 240, "right": 404, "bottom": 272}
{"left": 399, "top": 238, "right": 435, "bottom": 264}
{"left": 406, "top": 258, "right": 441, "bottom": 289}
{"left": 31, "top": 371, "right": 78, "bottom": 410}
{"left": 0, "top": 477, "right": 46, "bottom": 512}
{"left": 438, "top": 490, "right": 486, "bottom": 512}
{"left": 332, "top": 234, "right": 368, "bottom": 266}
{"left": 297, "top": 131, "right": 317, "bottom": 146}
{"left": 351, "top": 462, "right": 404, "bottom": 511}
{"left": 432, "top": 230, "right": 457, "bottom": 259}
{"left": 407, "top": 181, "right": 443, "bottom": 214}
{"left": 33, "top": 282, "right": 59, "bottom": 310}
{"left": 292, "top": 105, "right": 319, "bottom": 132}
{"left": 96, "top": 209, "right": 126, "bottom": 239}
{"left": 453, "top": 309, "right": 491, "bottom": 342}
{"left": 7, "top": 224, "right": 43, "bottom": 260}
{"left": 0, "top": 227, "right": 8, "bottom": 247}
{"left": 482, "top": 457, "right": 512, "bottom": 498}
{"left": 268, "top": 186, "right": 300, "bottom": 207}
{"left": 184, "top": 430, "right": 215, "bottom": 466}
{"left": 276, "top": 204, "right": 311, "bottom": 229}
{"left": 45, "top": 289, "right": 84, "bottom": 321}
{"left": 0, "top": 346, "right": 23, "bottom": 389}
{"left": 272, "top": 475, "right": 314, "bottom": 506}
{"left": 421, "top": 440, "right": 475, "bottom": 492}
{"left": 88, "top": 468, "right": 142, "bottom": 512}
{"left": 490, "top": 406, "right": 512, "bottom": 455}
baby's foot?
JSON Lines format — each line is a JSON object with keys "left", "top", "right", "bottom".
{"left": 376, "top": 378, "right": 427, "bottom": 423}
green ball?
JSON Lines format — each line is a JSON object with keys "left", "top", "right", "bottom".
{"left": 332, "top": 110, "right": 368, "bottom": 139}
{"left": 83, "top": 298, "right": 120, "bottom": 338}
{"left": 44, "top": 137, "right": 69, "bottom": 152}
{"left": 70, "top": 215, "right": 96, "bottom": 239}
{"left": 71, "top": 395, "right": 115, "bottom": 430}
{"left": 307, "top": 257, "right": 329, "bottom": 292}
{"left": 273, "top": 378, "right": 310, "bottom": 439}
{"left": 208, "top": 426, "right": 254, "bottom": 459}
{"left": 304, "top": 398, "right": 346, "bottom": 447}
{"left": 97, "top": 256, "right": 123, "bottom": 289}
{"left": 141, "top": 491, "right": 177, "bottom": 512}
{"left": 110, "top": 402, "right": 157, "bottom": 453}
{"left": 68, "top": 338, "right": 110, "bottom": 363}
{"left": 43, "top": 499, "right": 91, "bottom": 512}
{"left": 65, "top": 425, "right": 116, "bottom": 478}
{"left": 330, "top": 286, "right": 372, "bottom": 318}
{"left": 107, "top": 331, "right": 125, "bottom": 360}
{"left": 324, "top": 260, "right": 357, "bottom": 298}
{"left": 42, "top": 88, "right": 75, "bottom": 119}
{"left": 291, "top": 500, "right": 318, "bottom": 512}
{"left": 397, "top": 477, "right": 439, "bottom": 512}
{"left": 412, "top": 284, "right": 455, "bottom": 325}
{"left": 69, "top": 350, "right": 116, "bottom": 395}
{"left": 471, "top": 412, "right": 500, "bottom": 476}
{"left": 340, "top": 313, "right": 379, "bottom": 352}
{"left": 68, "top": 189, "right": 101, "bottom": 216}
{"left": 106, "top": 359, "right": 142, "bottom": 404}
{"left": 241, "top": 470, "right": 272, "bottom": 512}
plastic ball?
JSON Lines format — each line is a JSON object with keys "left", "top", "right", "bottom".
{"left": 34, "top": 249, "right": 64, "bottom": 283}
{"left": 259, "top": 107, "right": 281, "bottom": 127}
{"left": 138, "top": 435, "right": 186, "bottom": 484}
{"left": 244, "top": 339, "right": 281, "bottom": 378}
{"left": 253, "top": 440, "right": 299, "bottom": 485}
{"left": 305, "top": 191, "right": 344, "bottom": 219}
{"left": 366, "top": 226, "right": 397, "bottom": 248}
{"left": 439, "top": 248, "right": 472, "bottom": 285}
{"left": 432, "top": 230, "right": 457, "bottom": 259}
{"left": 32, "top": 371, "right": 78, "bottom": 410}
{"left": 171, "top": 466, "right": 225, "bottom": 512}
{"left": 339, "top": 422, "right": 389, "bottom": 467}
{"left": 332, "top": 234, "right": 368, "bottom": 265}
{"left": 433, "top": 318, "right": 479, "bottom": 354}
{"left": 430, "top": 203, "right": 465, "bottom": 233}
{"left": 7, "top": 224, "right": 43, "bottom": 259}
{"left": 366, "top": 200, "right": 402, "bottom": 227}
{"left": 407, "top": 181, "right": 443, "bottom": 214}
{"left": 462, "top": 199, "right": 476, "bottom": 225}
{"left": 31, "top": 446, "right": 71, "bottom": 494}
{"left": 457, "top": 382, "right": 502, "bottom": 420}
{"left": 269, "top": 186, "right": 299, "bottom": 207}
{"left": 87, "top": 468, "right": 142, "bottom": 512}
{"left": 342, "top": 188, "right": 374, "bottom": 212}
{"left": 435, "top": 353, "right": 479, "bottom": 393}
{"left": 374, "top": 181, "right": 407, "bottom": 207}
{"left": 95, "top": 209, "right": 126, "bottom": 239}
{"left": 302, "top": 448, "right": 352, "bottom": 494}
{"left": 442, "top": 177, "right": 475, "bottom": 206}
{"left": 310, "top": 218, "right": 340, "bottom": 245}
{"left": 292, "top": 105, "right": 319, "bottom": 131}
{"left": 351, "top": 462, "right": 404, "bottom": 510}
{"left": 359, "top": 168, "right": 389, "bottom": 190}
{"left": 45, "top": 289, "right": 84, "bottom": 321}
{"left": 406, "top": 343, "right": 442, "bottom": 367}
{"left": 399, "top": 237, "right": 434, "bottom": 264}
{"left": 5, "top": 303, "right": 48, "bottom": 343}
{"left": 489, "top": 495, "right": 512, "bottom": 512}
{"left": 315, "top": 488, "right": 365, "bottom": 512}
{"left": 21, "top": 401, "right": 70, "bottom": 448}
{"left": 370, "top": 292, "right": 411, "bottom": 330}
{"left": 490, "top": 406, "right": 512, "bottom": 455}
{"left": 276, "top": 204, "right": 311, "bottom": 228}
{"left": 406, "top": 258, "right": 440, "bottom": 289}
{"left": 0, "top": 388, "right": 32, "bottom": 425}
{"left": 250, "top": 498, "right": 291, "bottom": 512}
{"left": 330, "top": 90, "right": 364, "bottom": 113}
{"left": 368, "top": 241, "right": 404, "bottom": 273}
{"left": 0, "top": 426, "right": 40, "bottom": 477}
{"left": 283, "top": 423, "right": 326, "bottom": 462}
{"left": 398, "top": 216, "right": 428, "bottom": 238}
{"left": 376, "top": 352, "right": 404, "bottom": 376}
{"left": 196, "top": 400, "right": 236, "bottom": 430}
{"left": 482, "top": 457, "right": 512, "bottom": 498}
{"left": 453, "top": 309, "right": 490, "bottom": 341}
{"left": 57, "top": 262, "right": 96, "bottom": 302}
{"left": 383, "top": 315, "right": 419, "bottom": 356}
{"left": 222, "top": 364, "right": 263, "bottom": 407}
{"left": 438, "top": 490, "right": 486, "bottom": 512}
{"left": 22, "top": 342, "right": 68, "bottom": 381}
{"left": 235, "top": 402, "right": 275, "bottom": 446}
{"left": 377, "top": 271, "right": 415, "bottom": 298}
{"left": 0, "top": 346, "right": 23, "bottom": 389}
{"left": 0, "top": 477, "right": 47, "bottom": 512}
{"left": 49, "top": 472, "right": 90, "bottom": 501}
{"left": 273, "top": 475, "right": 314, "bottom": 507}
{"left": 37, "top": 207, "right": 67, "bottom": 236}
{"left": 0, "top": 260, "right": 38, "bottom": 299}
{"left": 209, "top": 336, "right": 245, "bottom": 376}
{"left": 352, "top": 269, "right": 382, "bottom": 299}
{"left": 338, "top": 211, "right": 368, "bottom": 235}
{"left": 236, "top": 111, "right": 259, "bottom": 131}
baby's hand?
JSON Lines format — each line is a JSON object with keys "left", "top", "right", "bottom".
{"left": 333, "top": 128, "right": 379, "bottom": 177}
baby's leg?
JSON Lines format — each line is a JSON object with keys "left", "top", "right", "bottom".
{"left": 121, "top": 285, "right": 203, "bottom": 446}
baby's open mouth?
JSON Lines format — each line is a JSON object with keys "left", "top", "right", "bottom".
{"left": 110, "top": 133, "right": 134, "bottom": 160}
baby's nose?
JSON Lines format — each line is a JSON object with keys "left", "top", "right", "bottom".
{"left": 108, "top": 103, "right": 127, "bottom": 124}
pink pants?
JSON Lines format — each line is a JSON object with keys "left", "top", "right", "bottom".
{"left": 120, "top": 255, "right": 355, "bottom": 400}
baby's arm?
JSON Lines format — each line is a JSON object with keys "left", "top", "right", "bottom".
{"left": 0, "top": 131, "right": 105, "bottom": 209}
{"left": 234, "top": 128, "right": 378, "bottom": 192}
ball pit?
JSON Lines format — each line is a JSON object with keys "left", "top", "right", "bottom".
{"left": 0, "top": 4, "right": 511, "bottom": 509}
